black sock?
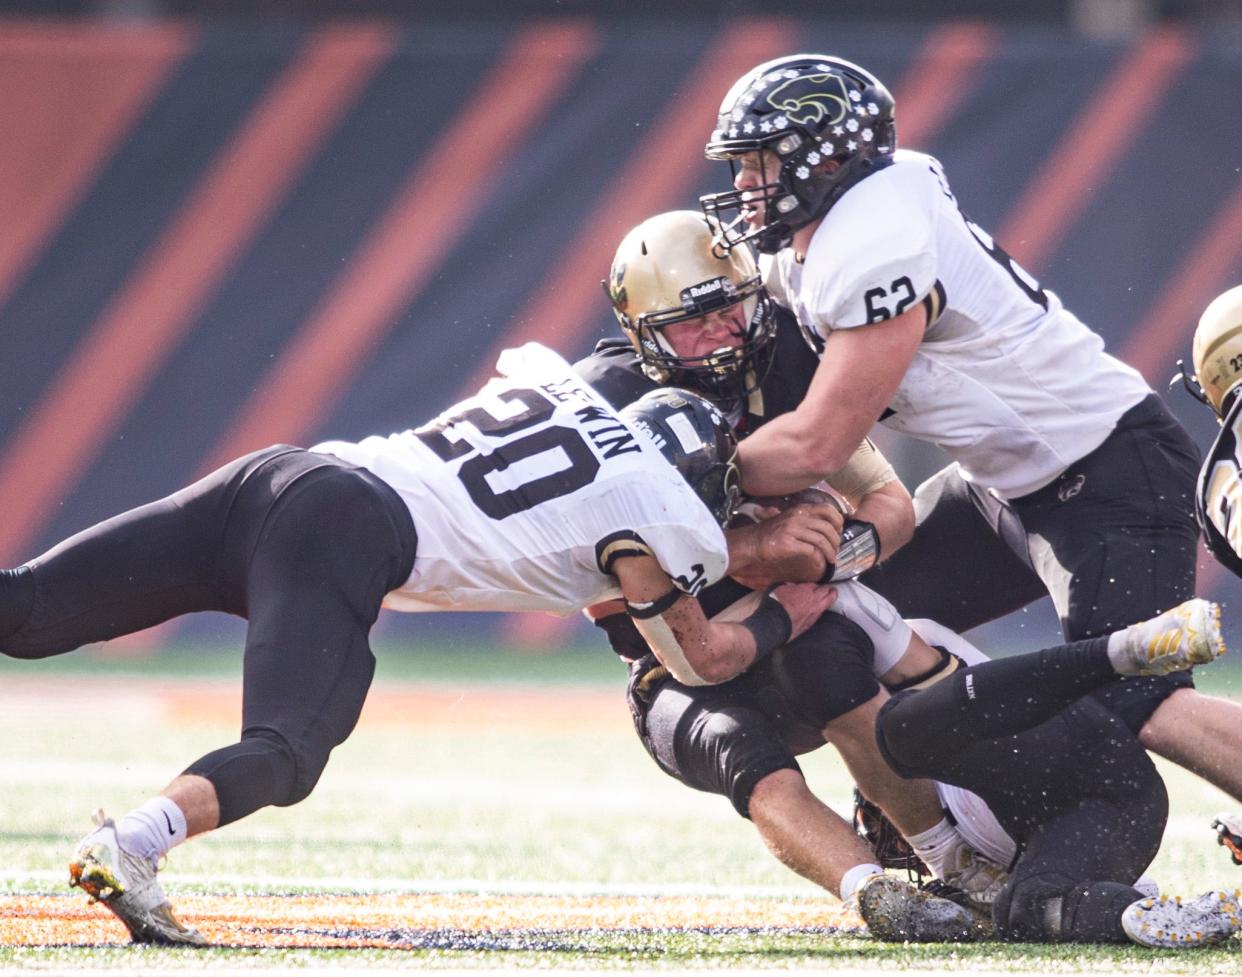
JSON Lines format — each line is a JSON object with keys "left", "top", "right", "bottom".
{"left": 889, "top": 636, "right": 1116, "bottom": 746}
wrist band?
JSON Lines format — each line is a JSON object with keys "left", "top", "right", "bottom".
{"left": 740, "top": 593, "right": 793, "bottom": 660}
{"left": 821, "top": 519, "right": 880, "bottom": 583}
{"left": 625, "top": 588, "right": 683, "bottom": 620}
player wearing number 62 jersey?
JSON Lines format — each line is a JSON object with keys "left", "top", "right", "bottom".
{"left": 0, "top": 341, "right": 836, "bottom": 947}
{"left": 697, "top": 57, "right": 1241, "bottom": 808}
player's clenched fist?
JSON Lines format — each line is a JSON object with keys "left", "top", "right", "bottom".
{"left": 725, "top": 490, "right": 845, "bottom": 589}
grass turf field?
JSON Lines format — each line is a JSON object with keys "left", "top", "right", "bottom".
{"left": 2, "top": 640, "right": 1241, "bottom": 974}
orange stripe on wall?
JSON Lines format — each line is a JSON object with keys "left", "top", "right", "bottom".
{"left": 197, "top": 21, "right": 599, "bottom": 476}
{"left": 892, "top": 21, "right": 996, "bottom": 151}
{"left": 1120, "top": 177, "right": 1242, "bottom": 599}
{"left": 0, "top": 25, "right": 397, "bottom": 564}
{"left": 460, "top": 18, "right": 798, "bottom": 401}
{"left": 0, "top": 21, "right": 192, "bottom": 312}
{"left": 1123, "top": 178, "right": 1242, "bottom": 383}
{"left": 998, "top": 27, "right": 1193, "bottom": 270}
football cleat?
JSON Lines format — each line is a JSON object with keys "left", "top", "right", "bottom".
{"left": 68, "top": 808, "right": 206, "bottom": 946}
{"left": 1213, "top": 814, "right": 1242, "bottom": 866}
{"left": 1121, "top": 889, "right": 1242, "bottom": 949}
{"left": 1112, "top": 599, "right": 1225, "bottom": 676}
{"left": 944, "top": 848, "right": 1008, "bottom": 914}
{"left": 855, "top": 872, "right": 985, "bottom": 942}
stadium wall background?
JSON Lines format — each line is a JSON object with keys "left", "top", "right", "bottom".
{"left": 1, "top": 10, "right": 1241, "bottom": 655}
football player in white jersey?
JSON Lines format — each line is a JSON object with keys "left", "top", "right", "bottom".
{"left": 0, "top": 342, "right": 836, "bottom": 946}
{"left": 697, "top": 54, "right": 1242, "bottom": 811}
{"left": 1185, "top": 284, "right": 1242, "bottom": 577}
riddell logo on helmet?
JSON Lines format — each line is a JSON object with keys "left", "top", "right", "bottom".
{"left": 766, "top": 74, "right": 850, "bottom": 126}
{"left": 688, "top": 279, "right": 725, "bottom": 299}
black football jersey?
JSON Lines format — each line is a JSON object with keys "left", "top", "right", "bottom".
{"left": 573, "top": 305, "right": 819, "bottom": 435}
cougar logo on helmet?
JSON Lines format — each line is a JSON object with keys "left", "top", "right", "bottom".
{"left": 766, "top": 73, "right": 849, "bottom": 126}
{"left": 606, "top": 263, "right": 628, "bottom": 314}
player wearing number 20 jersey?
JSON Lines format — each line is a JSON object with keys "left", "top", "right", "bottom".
{"left": 1, "top": 341, "right": 761, "bottom": 945}
{"left": 315, "top": 343, "right": 728, "bottom": 614}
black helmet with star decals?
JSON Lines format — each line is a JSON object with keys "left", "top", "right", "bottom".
{"left": 700, "top": 55, "right": 896, "bottom": 254}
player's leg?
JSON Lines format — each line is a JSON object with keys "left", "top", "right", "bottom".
{"left": 1138, "top": 688, "right": 1242, "bottom": 803}
{"left": 1011, "top": 394, "right": 1200, "bottom": 642}
{"left": 69, "top": 459, "right": 417, "bottom": 945}
{"left": 633, "top": 660, "right": 881, "bottom": 895}
{"left": 181, "top": 462, "right": 416, "bottom": 826}
{"left": 861, "top": 462, "right": 1045, "bottom": 633}
{"left": 988, "top": 704, "right": 1168, "bottom": 942}
{"left": 0, "top": 448, "right": 300, "bottom": 658}
{"left": 877, "top": 599, "right": 1222, "bottom": 779}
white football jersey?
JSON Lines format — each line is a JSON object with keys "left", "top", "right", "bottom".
{"left": 313, "top": 344, "right": 728, "bottom": 615}
{"left": 764, "top": 150, "right": 1152, "bottom": 499}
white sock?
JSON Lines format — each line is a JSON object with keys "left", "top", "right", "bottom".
{"left": 905, "top": 817, "right": 963, "bottom": 879}
{"left": 839, "top": 862, "right": 884, "bottom": 902}
{"left": 1106, "top": 628, "right": 1136, "bottom": 674}
{"left": 116, "top": 796, "right": 188, "bottom": 867}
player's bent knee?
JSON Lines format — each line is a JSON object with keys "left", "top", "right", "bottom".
{"left": 186, "top": 728, "right": 308, "bottom": 825}
{"left": 1136, "top": 686, "right": 1197, "bottom": 752}
{"left": 688, "top": 710, "right": 800, "bottom": 819}
{"left": 996, "top": 873, "right": 1077, "bottom": 942}
{"left": 872, "top": 690, "right": 926, "bottom": 778}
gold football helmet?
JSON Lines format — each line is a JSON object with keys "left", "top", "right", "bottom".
{"left": 1192, "top": 284, "right": 1242, "bottom": 416}
{"left": 603, "top": 210, "right": 776, "bottom": 405}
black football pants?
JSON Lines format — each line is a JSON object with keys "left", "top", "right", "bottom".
{"left": 864, "top": 393, "right": 1201, "bottom": 734}
{"left": 0, "top": 446, "right": 418, "bottom": 825}
{"left": 877, "top": 637, "right": 1167, "bottom": 943}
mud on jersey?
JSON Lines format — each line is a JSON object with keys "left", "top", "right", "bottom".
{"left": 763, "top": 150, "right": 1153, "bottom": 499}
{"left": 313, "top": 344, "right": 728, "bottom": 614}
{"left": 1197, "top": 395, "right": 1242, "bottom": 577}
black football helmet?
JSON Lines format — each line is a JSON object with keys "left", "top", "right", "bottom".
{"left": 620, "top": 387, "right": 741, "bottom": 526}
{"left": 700, "top": 54, "right": 896, "bottom": 254}
{"left": 604, "top": 210, "right": 776, "bottom": 408}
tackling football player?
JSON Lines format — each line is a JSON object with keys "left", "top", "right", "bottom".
{"left": 0, "top": 342, "right": 834, "bottom": 945}
{"left": 696, "top": 54, "right": 1242, "bottom": 812}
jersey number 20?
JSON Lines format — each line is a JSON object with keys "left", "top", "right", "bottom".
{"left": 416, "top": 387, "right": 600, "bottom": 519}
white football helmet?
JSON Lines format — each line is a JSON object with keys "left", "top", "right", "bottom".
{"left": 1192, "top": 285, "right": 1242, "bottom": 416}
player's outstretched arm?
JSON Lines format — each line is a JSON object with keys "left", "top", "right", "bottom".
{"left": 737, "top": 308, "right": 925, "bottom": 496}
{"left": 612, "top": 554, "right": 835, "bottom": 685}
